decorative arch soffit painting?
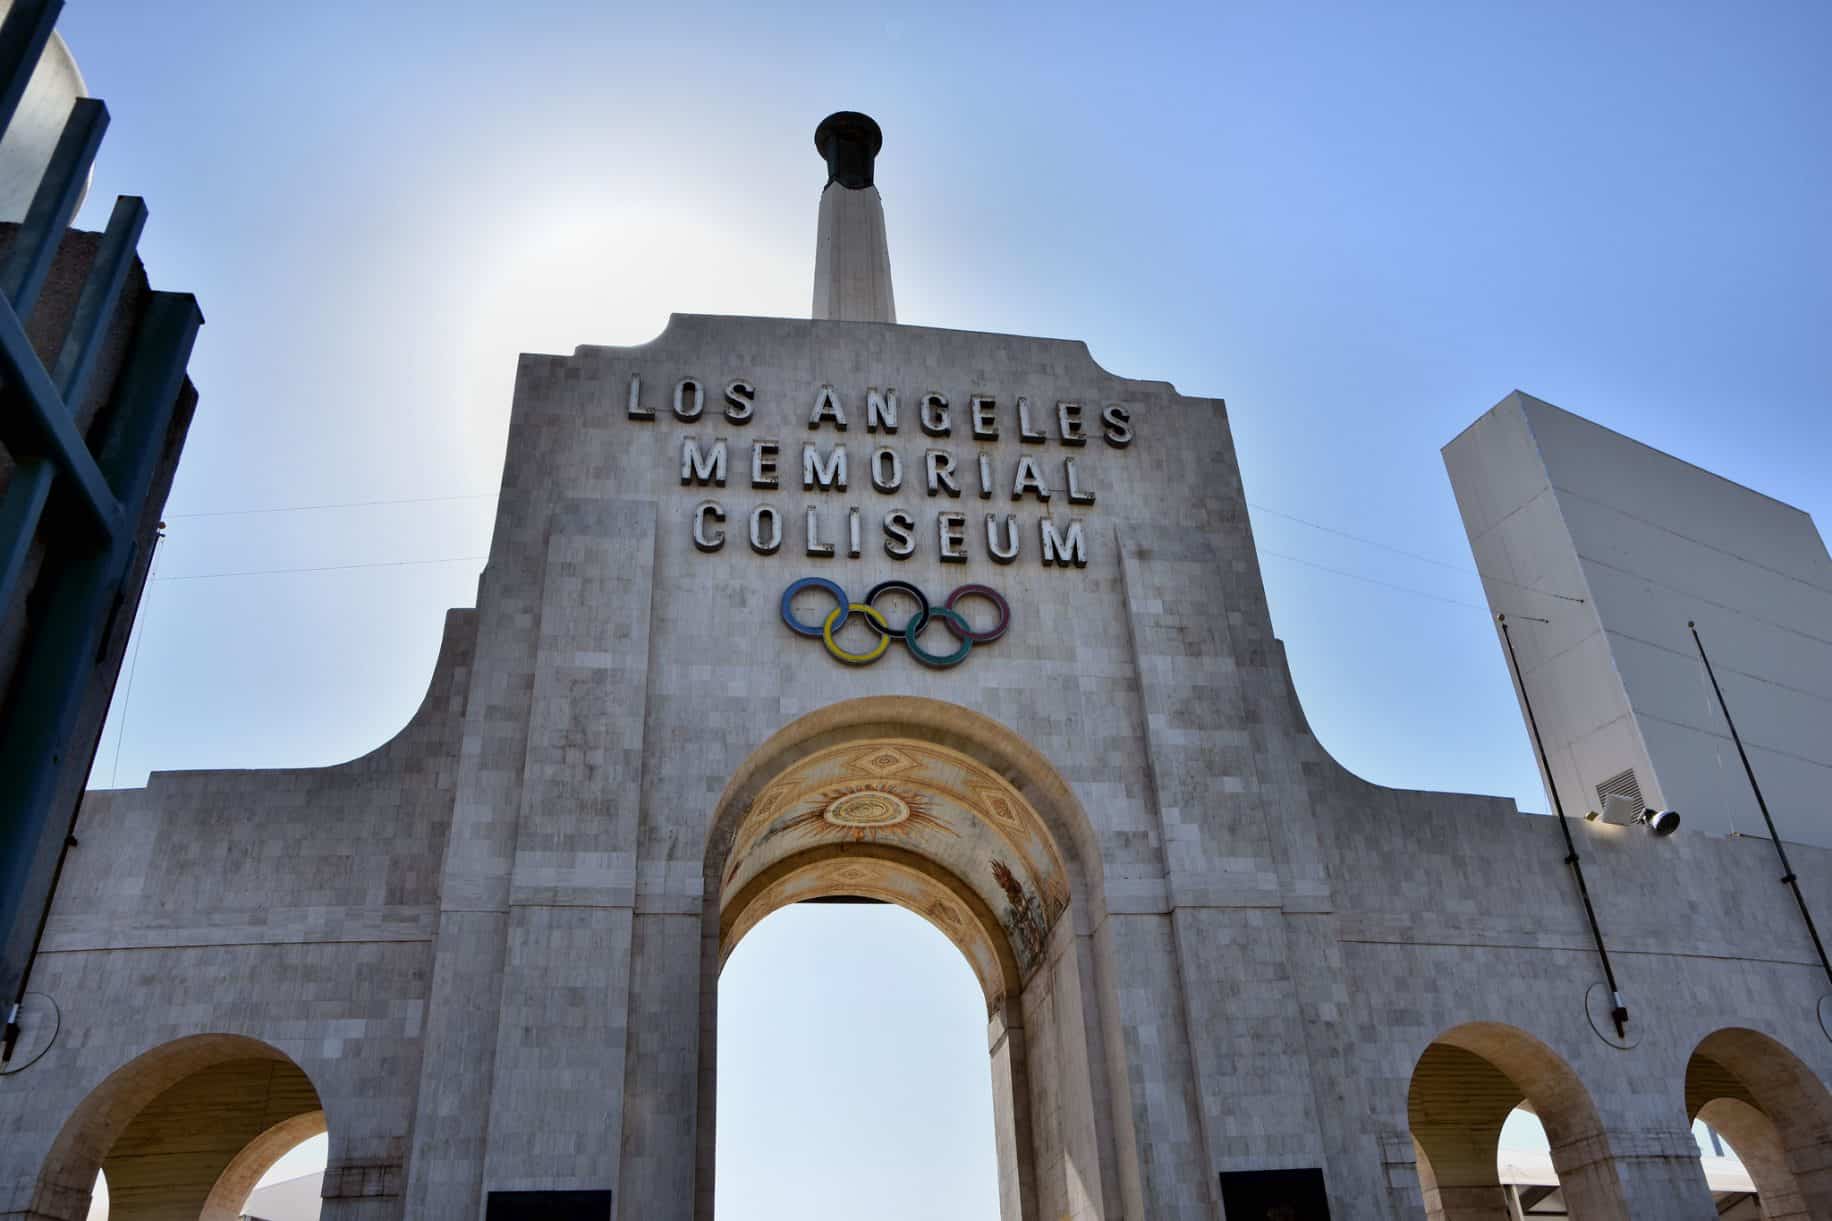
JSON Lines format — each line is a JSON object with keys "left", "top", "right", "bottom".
{"left": 720, "top": 738, "right": 1072, "bottom": 1004}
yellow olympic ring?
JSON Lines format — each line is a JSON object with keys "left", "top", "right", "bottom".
{"left": 823, "top": 602, "right": 890, "bottom": 665}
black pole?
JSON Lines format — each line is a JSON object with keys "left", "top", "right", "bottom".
{"left": 1689, "top": 621, "right": 1832, "bottom": 990}
{"left": 1498, "top": 615, "right": 1629, "bottom": 1036}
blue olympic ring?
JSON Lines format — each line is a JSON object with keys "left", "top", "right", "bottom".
{"left": 781, "top": 579, "right": 1011, "bottom": 667}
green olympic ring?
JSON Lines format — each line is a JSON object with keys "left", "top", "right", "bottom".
{"left": 905, "top": 607, "right": 973, "bottom": 668}
{"left": 782, "top": 578, "right": 1010, "bottom": 668}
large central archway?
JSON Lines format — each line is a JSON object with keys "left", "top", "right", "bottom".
{"left": 700, "top": 698, "right": 1120, "bottom": 1221}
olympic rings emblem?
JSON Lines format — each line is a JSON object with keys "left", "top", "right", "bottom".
{"left": 780, "top": 578, "right": 1011, "bottom": 668}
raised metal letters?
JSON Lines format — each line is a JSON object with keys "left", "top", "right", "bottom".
{"left": 628, "top": 373, "right": 654, "bottom": 419}
{"left": 810, "top": 384, "right": 847, "bottom": 430}
{"left": 805, "top": 505, "right": 834, "bottom": 557}
{"left": 1012, "top": 455, "right": 1051, "bottom": 502}
{"left": 693, "top": 501, "right": 725, "bottom": 552}
{"left": 634, "top": 372, "right": 1137, "bottom": 570}
{"left": 724, "top": 379, "right": 755, "bottom": 423}
{"left": 1101, "top": 404, "right": 1133, "bottom": 447}
{"left": 986, "top": 514, "right": 1019, "bottom": 563}
{"left": 1016, "top": 396, "right": 1047, "bottom": 443}
{"left": 920, "top": 392, "right": 950, "bottom": 436}
{"left": 1040, "top": 518, "right": 1086, "bottom": 567}
{"left": 937, "top": 511, "right": 967, "bottom": 563}
{"left": 750, "top": 505, "right": 782, "bottom": 555}
{"left": 925, "top": 450, "right": 959, "bottom": 498}
{"left": 971, "top": 395, "right": 998, "bottom": 440}
{"left": 870, "top": 447, "right": 902, "bottom": 493}
{"left": 866, "top": 387, "right": 898, "bottom": 433}
{"left": 803, "top": 443, "right": 847, "bottom": 491}
{"left": 751, "top": 440, "right": 780, "bottom": 489}
{"left": 883, "top": 509, "right": 915, "bottom": 559}
{"left": 681, "top": 437, "right": 726, "bottom": 487}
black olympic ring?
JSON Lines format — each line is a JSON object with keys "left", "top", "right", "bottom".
{"left": 860, "top": 580, "right": 930, "bottom": 638}
{"left": 780, "top": 578, "right": 1010, "bottom": 667}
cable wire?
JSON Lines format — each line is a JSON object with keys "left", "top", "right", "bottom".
{"left": 1259, "top": 550, "right": 1489, "bottom": 612}
{"left": 166, "top": 491, "right": 498, "bottom": 519}
{"left": 1248, "top": 501, "right": 1586, "bottom": 604}
{"left": 109, "top": 536, "right": 160, "bottom": 787}
{"left": 154, "top": 555, "right": 488, "bottom": 582}
{"left": 150, "top": 493, "right": 1579, "bottom": 623}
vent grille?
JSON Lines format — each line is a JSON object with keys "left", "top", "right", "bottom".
{"left": 1596, "top": 768, "right": 1643, "bottom": 810}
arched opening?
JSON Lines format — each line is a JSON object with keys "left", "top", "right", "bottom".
{"left": 700, "top": 700, "right": 1116, "bottom": 1221}
{"left": 31, "top": 1034, "right": 326, "bottom": 1221}
{"left": 1494, "top": 1105, "right": 1564, "bottom": 1216}
{"left": 198, "top": 1111, "right": 327, "bottom": 1219}
{"left": 1407, "top": 1022, "right": 1626, "bottom": 1221}
{"left": 1684, "top": 1027, "right": 1832, "bottom": 1220}
{"left": 1492, "top": 1104, "right": 1761, "bottom": 1217}
{"left": 716, "top": 901, "right": 1000, "bottom": 1218}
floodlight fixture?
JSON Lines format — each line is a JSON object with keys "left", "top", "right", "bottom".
{"left": 1583, "top": 795, "right": 1679, "bottom": 837}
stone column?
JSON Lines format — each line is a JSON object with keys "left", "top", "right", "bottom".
{"left": 1779, "top": 1132, "right": 1832, "bottom": 1221}
{"left": 1021, "top": 919, "right": 1125, "bottom": 1221}
{"left": 989, "top": 1003, "right": 1041, "bottom": 1221}
{"left": 479, "top": 500, "right": 657, "bottom": 1202}
{"left": 1549, "top": 1128, "right": 1712, "bottom": 1220}
{"left": 1412, "top": 1126, "right": 1512, "bottom": 1221}
{"left": 1699, "top": 1098, "right": 1808, "bottom": 1220}
{"left": 810, "top": 112, "right": 896, "bottom": 324}
{"left": 320, "top": 1157, "right": 405, "bottom": 1221}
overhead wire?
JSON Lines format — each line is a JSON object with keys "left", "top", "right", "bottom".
{"left": 166, "top": 491, "right": 498, "bottom": 519}
{"left": 155, "top": 555, "right": 488, "bottom": 582}
{"left": 109, "top": 534, "right": 162, "bottom": 787}
{"left": 1246, "top": 500, "right": 1586, "bottom": 604}
{"left": 149, "top": 489, "right": 1578, "bottom": 618}
{"left": 1257, "top": 551, "right": 1489, "bottom": 613}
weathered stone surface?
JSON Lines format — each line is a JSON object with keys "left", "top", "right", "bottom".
{"left": 2, "top": 315, "right": 1828, "bottom": 1221}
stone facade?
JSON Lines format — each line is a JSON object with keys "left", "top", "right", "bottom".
{"left": 2, "top": 312, "right": 1830, "bottom": 1221}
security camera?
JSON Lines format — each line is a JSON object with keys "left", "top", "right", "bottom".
{"left": 1640, "top": 808, "right": 1680, "bottom": 837}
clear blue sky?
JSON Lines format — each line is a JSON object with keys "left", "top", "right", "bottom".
{"left": 61, "top": 2, "right": 1830, "bottom": 1217}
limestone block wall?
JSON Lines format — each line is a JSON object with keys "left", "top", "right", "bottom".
{"left": 394, "top": 315, "right": 1229, "bottom": 1217}
{"left": 0, "top": 609, "right": 474, "bottom": 1220}
{"left": 2, "top": 312, "right": 1828, "bottom": 1221}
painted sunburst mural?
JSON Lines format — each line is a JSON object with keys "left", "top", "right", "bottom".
{"left": 759, "top": 782, "right": 958, "bottom": 846}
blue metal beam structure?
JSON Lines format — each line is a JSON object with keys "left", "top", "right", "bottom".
{"left": 0, "top": 0, "right": 203, "bottom": 1047}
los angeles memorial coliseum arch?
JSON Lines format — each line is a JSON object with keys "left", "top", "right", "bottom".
{"left": 705, "top": 697, "right": 1108, "bottom": 1221}
{"left": 5, "top": 113, "right": 1832, "bottom": 1221}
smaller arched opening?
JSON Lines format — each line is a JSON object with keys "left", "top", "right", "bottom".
{"left": 1685, "top": 1027, "right": 1832, "bottom": 1220}
{"left": 198, "top": 1110, "right": 327, "bottom": 1219}
{"left": 34, "top": 1033, "right": 325, "bottom": 1221}
{"left": 1407, "top": 1022, "right": 1626, "bottom": 1221}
